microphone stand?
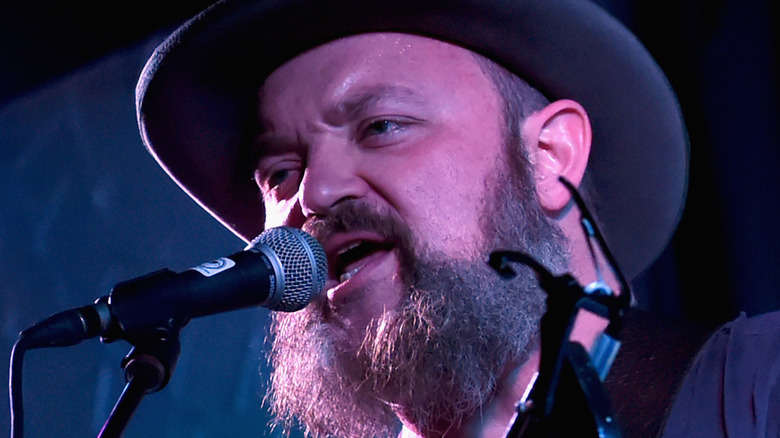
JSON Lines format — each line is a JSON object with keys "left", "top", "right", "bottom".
{"left": 490, "top": 177, "right": 631, "bottom": 438}
{"left": 490, "top": 251, "right": 623, "bottom": 438}
{"left": 98, "top": 321, "right": 183, "bottom": 438}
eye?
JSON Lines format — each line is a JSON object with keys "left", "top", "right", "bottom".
{"left": 254, "top": 159, "right": 302, "bottom": 199}
{"left": 358, "top": 117, "right": 419, "bottom": 146}
{"left": 267, "top": 169, "right": 292, "bottom": 189}
{"left": 363, "top": 119, "right": 402, "bottom": 137}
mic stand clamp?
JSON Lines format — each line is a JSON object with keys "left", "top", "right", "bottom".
{"left": 490, "top": 251, "right": 624, "bottom": 438}
{"left": 98, "top": 320, "right": 184, "bottom": 438}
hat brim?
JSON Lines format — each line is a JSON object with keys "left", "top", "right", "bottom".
{"left": 136, "top": 0, "right": 688, "bottom": 280}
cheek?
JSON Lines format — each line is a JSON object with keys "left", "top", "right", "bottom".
{"left": 374, "top": 140, "right": 500, "bottom": 257}
{"left": 263, "top": 196, "right": 300, "bottom": 229}
{"left": 416, "top": 170, "right": 491, "bottom": 254}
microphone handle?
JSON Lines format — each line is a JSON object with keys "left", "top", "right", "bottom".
{"left": 19, "top": 248, "right": 277, "bottom": 348}
{"left": 104, "top": 249, "right": 276, "bottom": 342}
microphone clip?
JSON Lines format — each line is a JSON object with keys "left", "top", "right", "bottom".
{"left": 490, "top": 177, "right": 630, "bottom": 438}
{"left": 99, "top": 321, "right": 182, "bottom": 438}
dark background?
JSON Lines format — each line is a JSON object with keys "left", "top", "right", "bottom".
{"left": 1, "top": 0, "right": 778, "bottom": 437}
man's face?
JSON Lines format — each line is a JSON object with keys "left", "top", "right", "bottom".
{"left": 254, "top": 33, "right": 508, "bottom": 335}
{"left": 255, "top": 33, "right": 569, "bottom": 437}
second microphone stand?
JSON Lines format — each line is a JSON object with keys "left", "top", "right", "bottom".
{"left": 490, "top": 251, "right": 624, "bottom": 438}
{"left": 491, "top": 177, "right": 631, "bottom": 438}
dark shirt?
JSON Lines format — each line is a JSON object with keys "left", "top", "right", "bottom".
{"left": 605, "top": 309, "right": 717, "bottom": 437}
{"left": 662, "top": 311, "right": 780, "bottom": 437}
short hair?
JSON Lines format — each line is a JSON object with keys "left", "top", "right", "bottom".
{"left": 472, "top": 52, "right": 599, "bottom": 210}
{"left": 470, "top": 52, "right": 550, "bottom": 141}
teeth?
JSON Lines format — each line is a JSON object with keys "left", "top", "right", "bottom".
{"left": 339, "top": 266, "right": 361, "bottom": 283}
{"left": 338, "top": 241, "right": 361, "bottom": 256}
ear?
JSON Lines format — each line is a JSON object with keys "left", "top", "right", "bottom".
{"left": 521, "top": 99, "right": 592, "bottom": 213}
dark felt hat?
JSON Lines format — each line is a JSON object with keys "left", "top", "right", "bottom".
{"left": 136, "top": 0, "right": 688, "bottom": 280}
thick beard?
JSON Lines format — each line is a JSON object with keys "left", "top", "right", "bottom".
{"left": 267, "top": 154, "right": 568, "bottom": 438}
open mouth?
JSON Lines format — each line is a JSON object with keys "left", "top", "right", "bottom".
{"left": 331, "top": 239, "right": 395, "bottom": 284}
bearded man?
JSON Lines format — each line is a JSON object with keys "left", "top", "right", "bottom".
{"left": 135, "top": 0, "right": 780, "bottom": 437}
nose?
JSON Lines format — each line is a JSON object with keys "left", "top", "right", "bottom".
{"left": 298, "top": 143, "right": 369, "bottom": 219}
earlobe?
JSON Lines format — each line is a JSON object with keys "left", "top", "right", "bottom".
{"left": 522, "top": 99, "right": 592, "bottom": 213}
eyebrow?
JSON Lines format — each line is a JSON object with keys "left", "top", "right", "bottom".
{"left": 331, "top": 85, "right": 426, "bottom": 121}
{"left": 251, "top": 132, "right": 300, "bottom": 159}
{"left": 252, "top": 85, "right": 427, "bottom": 155}
{"left": 252, "top": 110, "right": 298, "bottom": 157}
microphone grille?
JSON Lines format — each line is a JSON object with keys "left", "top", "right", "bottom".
{"left": 252, "top": 227, "right": 327, "bottom": 312}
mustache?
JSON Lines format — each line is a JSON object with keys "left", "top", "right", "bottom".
{"left": 303, "top": 201, "right": 415, "bottom": 249}
{"left": 302, "top": 201, "right": 418, "bottom": 284}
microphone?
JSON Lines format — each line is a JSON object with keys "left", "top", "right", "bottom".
{"left": 17, "top": 226, "right": 328, "bottom": 349}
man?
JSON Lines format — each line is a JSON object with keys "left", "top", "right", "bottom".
{"left": 134, "top": 0, "right": 779, "bottom": 437}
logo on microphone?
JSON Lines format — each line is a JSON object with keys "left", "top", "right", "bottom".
{"left": 191, "top": 257, "right": 236, "bottom": 277}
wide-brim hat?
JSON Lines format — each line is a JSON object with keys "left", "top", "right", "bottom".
{"left": 136, "top": 0, "right": 688, "bottom": 280}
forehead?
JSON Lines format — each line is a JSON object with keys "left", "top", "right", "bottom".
{"left": 259, "top": 33, "right": 494, "bottom": 112}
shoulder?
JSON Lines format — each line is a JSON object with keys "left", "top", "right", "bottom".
{"left": 720, "top": 309, "right": 780, "bottom": 336}
{"left": 663, "top": 311, "right": 780, "bottom": 438}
